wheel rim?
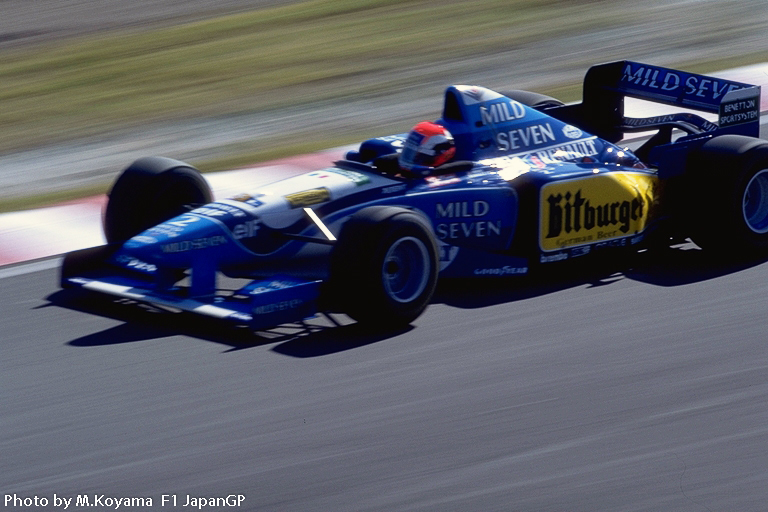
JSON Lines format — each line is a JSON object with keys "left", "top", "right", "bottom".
{"left": 382, "top": 236, "right": 430, "bottom": 303}
{"left": 743, "top": 168, "right": 768, "bottom": 234}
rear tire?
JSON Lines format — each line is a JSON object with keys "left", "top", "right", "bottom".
{"left": 502, "top": 90, "right": 564, "bottom": 110}
{"left": 104, "top": 157, "right": 212, "bottom": 244}
{"left": 329, "top": 207, "right": 438, "bottom": 327}
{"left": 687, "top": 135, "right": 768, "bottom": 255}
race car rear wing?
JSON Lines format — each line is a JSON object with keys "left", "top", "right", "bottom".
{"left": 551, "top": 60, "right": 761, "bottom": 141}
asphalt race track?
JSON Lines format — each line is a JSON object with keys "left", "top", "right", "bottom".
{"left": 3, "top": 116, "right": 768, "bottom": 511}
{"left": 3, "top": 241, "right": 768, "bottom": 511}
{"left": 3, "top": 126, "right": 768, "bottom": 511}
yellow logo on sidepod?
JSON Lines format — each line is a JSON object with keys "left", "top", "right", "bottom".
{"left": 540, "top": 172, "right": 657, "bottom": 251}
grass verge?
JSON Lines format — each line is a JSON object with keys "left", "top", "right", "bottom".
{"left": 0, "top": 0, "right": 632, "bottom": 153}
{"left": 1, "top": 1, "right": 766, "bottom": 213}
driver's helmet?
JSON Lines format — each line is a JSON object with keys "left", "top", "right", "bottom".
{"left": 399, "top": 121, "right": 456, "bottom": 175}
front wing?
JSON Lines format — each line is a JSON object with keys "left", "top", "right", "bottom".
{"left": 61, "top": 246, "right": 322, "bottom": 330}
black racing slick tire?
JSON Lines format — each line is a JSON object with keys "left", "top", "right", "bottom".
{"left": 103, "top": 157, "right": 212, "bottom": 244}
{"left": 329, "top": 207, "right": 439, "bottom": 327}
{"left": 687, "top": 135, "right": 768, "bottom": 255}
{"left": 501, "top": 90, "right": 565, "bottom": 110}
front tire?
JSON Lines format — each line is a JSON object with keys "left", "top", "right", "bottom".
{"left": 329, "top": 207, "right": 439, "bottom": 327}
{"left": 103, "top": 157, "right": 212, "bottom": 244}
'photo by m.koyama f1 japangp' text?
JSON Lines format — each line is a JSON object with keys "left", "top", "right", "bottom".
{"left": 3, "top": 493, "right": 247, "bottom": 510}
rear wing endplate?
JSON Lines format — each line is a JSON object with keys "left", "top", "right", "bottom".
{"left": 554, "top": 61, "right": 761, "bottom": 141}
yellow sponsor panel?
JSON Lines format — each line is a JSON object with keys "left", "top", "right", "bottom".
{"left": 284, "top": 187, "right": 331, "bottom": 208}
{"left": 540, "top": 172, "right": 658, "bottom": 251}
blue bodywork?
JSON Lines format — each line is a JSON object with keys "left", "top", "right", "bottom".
{"left": 61, "top": 61, "right": 762, "bottom": 329}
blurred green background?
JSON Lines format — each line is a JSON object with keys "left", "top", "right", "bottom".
{"left": 0, "top": 0, "right": 597, "bottom": 152}
{"left": 1, "top": 0, "right": 766, "bottom": 211}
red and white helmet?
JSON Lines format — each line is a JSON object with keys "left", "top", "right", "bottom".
{"left": 399, "top": 121, "right": 456, "bottom": 175}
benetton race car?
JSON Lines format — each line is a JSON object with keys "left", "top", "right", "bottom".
{"left": 61, "top": 60, "right": 766, "bottom": 329}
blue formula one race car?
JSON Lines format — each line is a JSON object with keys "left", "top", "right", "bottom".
{"left": 61, "top": 61, "right": 766, "bottom": 329}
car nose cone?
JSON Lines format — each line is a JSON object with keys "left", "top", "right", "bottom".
{"left": 121, "top": 214, "right": 230, "bottom": 266}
